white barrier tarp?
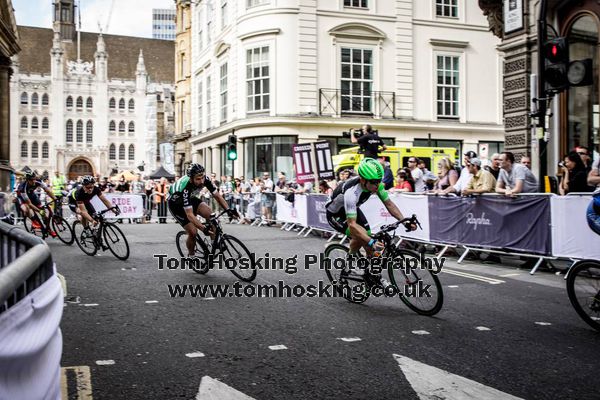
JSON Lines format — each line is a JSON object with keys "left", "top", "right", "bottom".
{"left": 275, "top": 194, "right": 308, "bottom": 226}
{"left": 551, "top": 195, "right": 600, "bottom": 259}
{"left": 361, "top": 194, "right": 430, "bottom": 241}
{"left": 0, "top": 274, "right": 63, "bottom": 400}
{"left": 90, "top": 193, "right": 144, "bottom": 218}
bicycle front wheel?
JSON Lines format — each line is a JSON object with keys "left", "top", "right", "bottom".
{"left": 52, "top": 216, "right": 74, "bottom": 245}
{"left": 103, "top": 223, "right": 130, "bottom": 260}
{"left": 73, "top": 221, "right": 98, "bottom": 256}
{"left": 388, "top": 249, "right": 443, "bottom": 316}
{"left": 567, "top": 260, "right": 600, "bottom": 332}
{"left": 323, "top": 243, "right": 370, "bottom": 304}
{"left": 221, "top": 234, "right": 257, "bottom": 282}
{"left": 175, "top": 230, "right": 210, "bottom": 274}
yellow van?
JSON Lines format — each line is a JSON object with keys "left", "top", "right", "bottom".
{"left": 332, "top": 146, "right": 459, "bottom": 177}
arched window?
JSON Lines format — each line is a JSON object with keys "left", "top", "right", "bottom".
{"left": 86, "top": 97, "right": 93, "bottom": 109}
{"left": 109, "top": 120, "right": 116, "bottom": 132}
{"left": 109, "top": 97, "right": 116, "bottom": 109}
{"left": 119, "top": 121, "right": 125, "bottom": 133}
{"left": 42, "top": 93, "right": 49, "bottom": 106}
{"left": 20, "top": 117, "right": 28, "bottom": 129}
{"left": 128, "top": 121, "right": 135, "bottom": 134}
{"left": 20, "top": 92, "right": 28, "bottom": 105}
{"left": 119, "top": 98, "right": 125, "bottom": 110}
{"left": 66, "top": 96, "right": 73, "bottom": 108}
{"left": 128, "top": 99, "right": 135, "bottom": 111}
{"left": 109, "top": 144, "right": 116, "bottom": 160}
{"left": 42, "top": 118, "right": 49, "bottom": 130}
{"left": 66, "top": 120, "right": 73, "bottom": 142}
{"left": 31, "top": 93, "right": 39, "bottom": 105}
{"left": 76, "top": 120, "right": 83, "bottom": 142}
{"left": 31, "top": 117, "right": 39, "bottom": 130}
{"left": 119, "top": 144, "right": 125, "bottom": 159}
{"left": 128, "top": 144, "right": 135, "bottom": 160}
{"left": 20, "top": 141, "right": 28, "bottom": 158}
{"left": 86, "top": 120, "right": 93, "bottom": 142}
{"left": 31, "top": 141, "right": 39, "bottom": 158}
{"left": 42, "top": 142, "right": 49, "bottom": 159}
{"left": 76, "top": 96, "right": 83, "bottom": 109}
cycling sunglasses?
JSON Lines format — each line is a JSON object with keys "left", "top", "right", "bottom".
{"left": 366, "top": 179, "right": 381, "bottom": 185}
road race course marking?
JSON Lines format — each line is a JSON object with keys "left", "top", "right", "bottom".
{"left": 268, "top": 345, "right": 287, "bottom": 350}
{"left": 442, "top": 268, "right": 505, "bottom": 285}
{"left": 186, "top": 352, "right": 206, "bottom": 358}
{"left": 447, "top": 285, "right": 459, "bottom": 288}
{"left": 80, "top": 303, "right": 99, "bottom": 307}
{"left": 475, "top": 326, "right": 491, "bottom": 331}
{"left": 337, "top": 337, "right": 362, "bottom": 342}
{"left": 95, "top": 360, "right": 115, "bottom": 366}
{"left": 196, "top": 376, "right": 256, "bottom": 400}
{"left": 61, "top": 366, "right": 93, "bottom": 400}
{"left": 394, "top": 354, "right": 524, "bottom": 400}
{"left": 411, "top": 330, "right": 431, "bottom": 335}
{"left": 499, "top": 273, "right": 521, "bottom": 277}
{"left": 145, "top": 300, "right": 159, "bottom": 304}
{"left": 534, "top": 322, "right": 552, "bottom": 326}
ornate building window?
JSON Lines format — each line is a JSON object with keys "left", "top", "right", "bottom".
{"left": 31, "top": 117, "right": 39, "bottom": 130}
{"left": 20, "top": 92, "right": 28, "bottom": 105}
{"left": 436, "top": 0, "right": 458, "bottom": 18}
{"left": 42, "top": 142, "right": 49, "bottom": 159}
{"left": 436, "top": 54, "right": 460, "bottom": 119}
{"left": 66, "top": 96, "right": 73, "bottom": 108}
{"left": 86, "top": 97, "right": 93, "bottom": 110}
{"left": 119, "top": 144, "right": 125, "bottom": 159}
{"left": 31, "top": 93, "right": 39, "bottom": 105}
{"left": 86, "top": 120, "right": 93, "bottom": 142}
{"left": 76, "top": 96, "right": 83, "bottom": 109}
{"left": 128, "top": 121, "right": 135, "bottom": 134}
{"left": 76, "top": 120, "right": 84, "bottom": 142}
{"left": 109, "top": 120, "right": 116, "bottom": 132}
{"left": 341, "top": 47, "right": 373, "bottom": 113}
{"left": 128, "top": 144, "right": 135, "bottom": 160}
{"left": 119, "top": 121, "right": 125, "bottom": 133}
{"left": 21, "top": 141, "right": 28, "bottom": 158}
{"left": 246, "top": 46, "right": 270, "bottom": 112}
{"left": 128, "top": 99, "right": 135, "bottom": 111}
{"left": 220, "top": 62, "right": 228, "bottom": 122}
{"left": 20, "top": 117, "right": 28, "bottom": 129}
{"left": 109, "top": 97, "right": 116, "bottom": 109}
{"left": 42, "top": 118, "right": 49, "bottom": 130}
{"left": 109, "top": 144, "right": 116, "bottom": 160}
{"left": 66, "top": 120, "right": 73, "bottom": 142}
{"left": 31, "top": 141, "right": 39, "bottom": 158}
{"left": 42, "top": 93, "right": 49, "bottom": 106}
{"left": 119, "top": 98, "right": 125, "bottom": 110}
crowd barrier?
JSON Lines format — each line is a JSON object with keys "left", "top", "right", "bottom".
{"left": 258, "top": 192, "right": 600, "bottom": 273}
{"left": 0, "top": 221, "right": 62, "bottom": 400}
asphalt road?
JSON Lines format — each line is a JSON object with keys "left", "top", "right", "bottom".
{"left": 51, "top": 222, "right": 600, "bottom": 400}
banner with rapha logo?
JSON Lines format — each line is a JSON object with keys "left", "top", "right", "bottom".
{"left": 306, "top": 194, "right": 333, "bottom": 231}
{"left": 428, "top": 195, "right": 551, "bottom": 255}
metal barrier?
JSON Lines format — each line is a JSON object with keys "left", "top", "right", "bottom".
{"left": 0, "top": 221, "right": 54, "bottom": 313}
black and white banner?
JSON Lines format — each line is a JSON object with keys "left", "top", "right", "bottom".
{"left": 314, "top": 141, "right": 334, "bottom": 180}
{"left": 292, "top": 144, "right": 314, "bottom": 184}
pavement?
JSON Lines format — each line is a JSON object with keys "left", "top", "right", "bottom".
{"left": 50, "top": 221, "right": 600, "bottom": 400}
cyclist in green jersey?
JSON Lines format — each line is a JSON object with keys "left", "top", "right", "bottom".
{"left": 168, "top": 164, "right": 239, "bottom": 256}
{"left": 326, "top": 158, "right": 416, "bottom": 256}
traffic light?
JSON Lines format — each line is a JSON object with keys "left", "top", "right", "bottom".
{"left": 227, "top": 134, "right": 237, "bottom": 161}
{"left": 568, "top": 58, "right": 593, "bottom": 87}
{"left": 544, "top": 37, "right": 569, "bottom": 92}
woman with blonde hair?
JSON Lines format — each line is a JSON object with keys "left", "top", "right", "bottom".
{"left": 432, "top": 157, "right": 458, "bottom": 192}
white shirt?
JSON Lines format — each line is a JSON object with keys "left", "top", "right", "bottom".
{"left": 453, "top": 167, "right": 473, "bottom": 193}
{"left": 411, "top": 168, "right": 426, "bottom": 192}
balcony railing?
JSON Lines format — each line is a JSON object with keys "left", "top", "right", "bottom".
{"left": 319, "top": 88, "right": 396, "bottom": 119}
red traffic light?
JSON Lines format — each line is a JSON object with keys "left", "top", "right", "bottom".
{"left": 552, "top": 45, "right": 557, "bottom": 58}
{"left": 544, "top": 37, "right": 569, "bottom": 63}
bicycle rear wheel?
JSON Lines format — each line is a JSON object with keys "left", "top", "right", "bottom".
{"left": 566, "top": 260, "right": 600, "bottom": 332}
{"left": 52, "top": 216, "right": 74, "bottom": 245}
{"left": 388, "top": 249, "right": 443, "bottom": 316}
{"left": 221, "top": 234, "right": 257, "bottom": 282}
{"left": 23, "top": 215, "right": 43, "bottom": 237}
{"left": 103, "top": 223, "right": 130, "bottom": 260}
{"left": 175, "top": 230, "right": 210, "bottom": 274}
{"left": 73, "top": 221, "right": 98, "bottom": 256}
{"left": 323, "top": 243, "right": 370, "bottom": 304}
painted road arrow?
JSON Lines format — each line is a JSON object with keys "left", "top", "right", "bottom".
{"left": 394, "top": 354, "right": 524, "bottom": 400}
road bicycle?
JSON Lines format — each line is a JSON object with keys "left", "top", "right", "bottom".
{"left": 324, "top": 215, "right": 444, "bottom": 316}
{"left": 566, "top": 259, "right": 600, "bottom": 331}
{"left": 23, "top": 199, "right": 74, "bottom": 245}
{"left": 175, "top": 209, "right": 257, "bottom": 282}
{"left": 73, "top": 207, "right": 130, "bottom": 260}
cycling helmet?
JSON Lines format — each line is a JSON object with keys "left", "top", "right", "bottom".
{"left": 81, "top": 175, "right": 96, "bottom": 185}
{"left": 357, "top": 158, "right": 384, "bottom": 181}
{"left": 187, "top": 163, "right": 205, "bottom": 178}
{"left": 24, "top": 171, "right": 37, "bottom": 180}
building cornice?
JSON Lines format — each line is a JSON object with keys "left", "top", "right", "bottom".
{"left": 413, "top": 19, "right": 489, "bottom": 33}
{"left": 238, "top": 28, "right": 281, "bottom": 42}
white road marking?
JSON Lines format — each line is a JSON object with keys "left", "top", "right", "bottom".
{"left": 499, "top": 273, "right": 521, "bottom": 277}
{"left": 81, "top": 303, "right": 99, "bottom": 307}
{"left": 95, "top": 360, "right": 115, "bottom": 365}
{"left": 591, "top": 317, "right": 600, "bottom": 321}
{"left": 411, "top": 330, "right": 430, "bottom": 335}
{"left": 196, "top": 376, "right": 255, "bottom": 400}
{"left": 145, "top": 300, "right": 159, "bottom": 304}
{"left": 535, "top": 322, "right": 552, "bottom": 326}
{"left": 447, "top": 285, "right": 459, "bottom": 288}
{"left": 337, "top": 337, "right": 361, "bottom": 342}
{"left": 443, "top": 268, "right": 505, "bottom": 285}
{"left": 394, "top": 354, "right": 524, "bottom": 399}
{"left": 268, "top": 345, "right": 287, "bottom": 350}
{"left": 204, "top": 297, "right": 216, "bottom": 301}
{"left": 186, "top": 352, "right": 205, "bottom": 358}
{"left": 475, "top": 326, "right": 491, "bottom": 331}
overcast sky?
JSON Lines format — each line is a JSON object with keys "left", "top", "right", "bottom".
{"left": 12, "top": 0, "right": 175, "bottom": 38}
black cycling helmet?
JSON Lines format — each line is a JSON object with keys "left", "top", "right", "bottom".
{"left": 187, "top": 163, "right": 205, "bottom": 178}
{"left": 81, "top": 175, "right": 96, "bottom": 185}
{"left": 24, "top": 171, "right": 37, "bottom": 180}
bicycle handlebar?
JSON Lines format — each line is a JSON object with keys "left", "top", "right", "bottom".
{"left": 379, "top": 214, "right": 422, "bottom": 233}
